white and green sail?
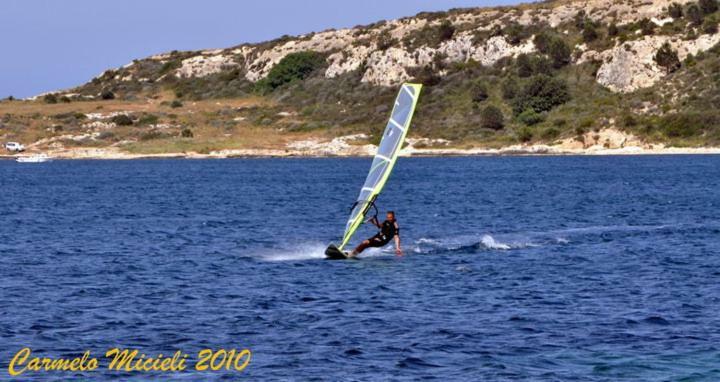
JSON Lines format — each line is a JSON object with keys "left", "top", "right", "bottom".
{"left": 338, "top": 83, "right": 422, "bottom": 251}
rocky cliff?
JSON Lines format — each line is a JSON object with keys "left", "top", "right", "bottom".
{"left": 84, "top": 0, "right": 718, "bottom": 92}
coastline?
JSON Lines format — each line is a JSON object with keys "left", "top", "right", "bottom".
{"left": 5, "top": 126, "right": 720, "bottom": 160}
{"left": 4, "top": 144, "right": 720, "bottom": 160}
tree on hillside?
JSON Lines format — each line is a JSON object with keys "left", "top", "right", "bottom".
{"left": 548, "top": 38, "right": 572, "bottom": 68}
{"left": 480, "top": 105, "right": 505, "bottom": 130}
{"left": 654, "top": 42, "right": 681, "bottom": 74}
{"left": 255, "top": 51, "right": 325, "bottom": 92}
{"left": 512, "top": 75, "right": 571, "bottom": 115}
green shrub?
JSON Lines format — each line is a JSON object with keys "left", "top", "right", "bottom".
{"left": 669, "top": 3, "right": 684, "bottom": 18}
{"left": 504, "top": 22, "right": 529, "bottom": 45}
{"left": 101, "top": 90, "right": 115, "bottom": 100}
{"left": 181, "top": 128, "right": 194, "bottom": 138}
{"left": 573, "top": 11, "right": 588, "bottom": 29}
{"left": 582, "top": 23, "right": 599, "bottom": 42}
{"left": 654, "top": 42, "right": 681, "bottom": 74}
{"left": 516, "top": 53, "right": 552, "bottom": 77}
{"left": 548, "top": 38, "right": 572, "bottom": 68}
{"left": 171, "top": 100, "right": 183, "bottom": 108}
{"left": 533, "top": 31, "right": 571, "bottom": 69}
{"left": 684, "top": 52, "right": 698, "bottom": 67}
{"left": 138, "top": 114, "right": 159, "bottom": 125}
{"left": 622, "top": 113, "right": 638, "bottom": 128}
{"left": 255, "top": 51, "right": 325, "bottom": 92}
{"left": 517, "top": 108, "right": 545, "bottom": 125}
{"left": 159, "top": 59, "right": 181, "bottom": 75}
{"left": 44, "top": 94, "right": 58, "bottom": 104}
{"left": 403, "top": 21, "right": 455, "bottom": 50}
{"left": 96, "top": 131, "right": 115, "bottom": 141}
{"left": 636, "top": 18, "right": 655, "bottom": 35}
{"left": 139, "top": 130, "right": 169, "bottom": 141}
{"left": 480, "top": 105, "right": 504, "bottom": 130}
{"left": 516, "top": 54, "right": 533, "bottom": 77}
{"left": 608, "top": 23, "right": 619, "bottom": 36}
{"left": 376, "top": 30, "right": 396, "bottom": 51}
{"left": 541, "top": 127, "right": 561, "bottom": 140}
{"left": 111, "top": 114, "right": 133, "bottom": 126}
{"left": 516, "top": 126, "right": 534, "bottom": 142}
{"left": 700, "top": 0, "right": 719, "bottom": 15}
{"left": 703, "top": 18, "right": 719, "bottom": 34}
{"left": 409, "top": 66, "right": 441, "bottom": 86}
{"left": 60, "top": 96, "right": 71, "bottom": 103}
{"left": 659, "top": 112, "right": 718, "bottom": 137}
{"left": 437, "top": 20, "right": 456, "bottom": 42}
{"left": 501, "top": 78, "right": 519, "bottom": 100}
{"left": 470, "top": 81, "right": 489, "bottom": 103}
{"left": 513, "top": 75, "right": 571, "bottom": 114}
{"left": 687, "top": 4, "right": 704, "bottom": 25}
{"left": 534, "top": 31, "right": 553, "bottom": 54}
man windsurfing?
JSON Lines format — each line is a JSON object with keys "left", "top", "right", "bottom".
{"left": 349, "top": 211, "right": 402, "bottom": 258}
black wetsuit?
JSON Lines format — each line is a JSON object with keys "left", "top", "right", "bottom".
{"left": 368, "top": 220, "right": 399, "bottom": 247}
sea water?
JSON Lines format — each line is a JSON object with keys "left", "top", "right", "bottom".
{"left": 1, "top": 156, "right": 720, "bottom": 381}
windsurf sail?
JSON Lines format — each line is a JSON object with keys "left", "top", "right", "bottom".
{"left": 337, "top": 83, "right": 422, "bottom": 251}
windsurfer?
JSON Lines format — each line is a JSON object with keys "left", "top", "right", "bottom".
{"left": 349, "top": 211, "right": 402, "bottom": 257}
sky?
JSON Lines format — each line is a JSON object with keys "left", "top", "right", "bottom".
{"left": 0, "top": 0, "right": 525, "bottom": 98}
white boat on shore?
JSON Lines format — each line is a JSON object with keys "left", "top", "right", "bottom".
{"left": 16, "top": 154, "right": 53, "bottom": 163}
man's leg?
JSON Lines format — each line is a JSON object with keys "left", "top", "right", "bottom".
{"left": 350, "top": 240, "right": 371, "bottom": 258}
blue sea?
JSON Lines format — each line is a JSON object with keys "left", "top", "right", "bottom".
{"left": 1, "top": 156, "right": 720, "bottom": 381}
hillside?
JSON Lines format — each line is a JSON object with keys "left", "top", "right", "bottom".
{"left": 2, "top": 0, "right": 720, "bottom": 158}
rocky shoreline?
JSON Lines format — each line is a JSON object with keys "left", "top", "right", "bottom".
{"left": 4, "top": 144, "right": 720, "bottom": 161}
{"left": 4, "top": 128, "right": 719, "bottom": 160}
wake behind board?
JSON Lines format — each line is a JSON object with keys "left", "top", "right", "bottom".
{"left": 325, "top": 244, "right": 352, "bottom": 260}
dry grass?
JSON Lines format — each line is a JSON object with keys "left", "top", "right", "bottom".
{"left": 0, "top": 94, "right": 331, "bottom": 155}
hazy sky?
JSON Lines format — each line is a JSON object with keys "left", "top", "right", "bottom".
{"left": 1, "top": 0, "right": 525, "bottom": 98}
